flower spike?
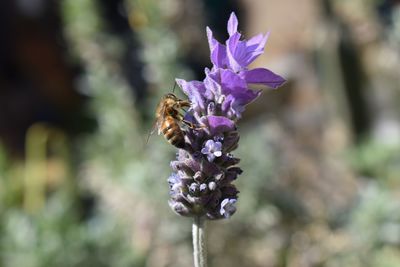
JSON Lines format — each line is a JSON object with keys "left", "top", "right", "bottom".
{"left": 168, "top": 12, "right": 286, "bottom": 219}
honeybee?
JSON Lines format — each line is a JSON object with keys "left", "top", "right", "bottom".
{"left": 153, "top": 93, "right": 191, "bottom": 148}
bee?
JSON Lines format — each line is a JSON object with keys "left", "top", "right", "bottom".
{"left": 152, "top": 93, "right": 191, "bottom": 148}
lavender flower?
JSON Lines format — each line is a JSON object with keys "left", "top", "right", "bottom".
{"left": 201, "top": 140, "right": 222, "bottom": 162}
{"left": 168, "top": 12, "right": 285, "bottom": 220}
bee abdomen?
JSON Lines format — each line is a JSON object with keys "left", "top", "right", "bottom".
{"left": 169, "top": 134, "right": 185, "bottom": 148}
{"left": 163, "top": 122, "right": 185, "bottom": 148}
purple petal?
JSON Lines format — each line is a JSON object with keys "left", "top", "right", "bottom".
{"left": 201, "top": 146, "right": 210, "bottom": 154}
{"left": 206, "top": 69, "right": 260, "bottom": 118}
{"left": 204, "top": 140, "right": 214, "bottom": 150}
{"left": 239, "top": 68, "right": 286, "bottom": 89}
{"left": 213, "top": 141, "right": 222, "bottom": 152}
{"left": 207, "top": 115, "right": 235, "bottom": 135}
{"left": 241, "top": 33, "right": 269, "bottom": 66}
{"left": 206, "top": 27, "right": 228, "bottom": 68}
{"left": 221, "top": 94, "right": 234, "bottom": 114}
{"left": 204, "top": 71, "right": 224, "bottom": 103}
{"left": 221, "top": 95, "right": 247, "bottom": 118}
{"left": 227, "top": 12, "right": 238, "bottom": 36}
{"left": 203, "top": 68, "right": 220, "bottom": 100}
{"left": 219, "top": 69, "right": 247, "bottom": 91}
{"left": 226, "top": 31, "right": 270, "bottom": 70}
{"left": 206, "top": 27, "right": 217, "bottom": 51}
{"left": 206, "top": 153, "right": 215, "bottom": 162}
{"left": 212, "top": 43, "right": 228, "bottom": 68}
{"left": 219, "top": 69, "right": 261, "bottom": 105}
{"left": 205, "top": 139, "right": 214, "bottom": 146}
{"left": 226, "top": 32, "right": 243, "bottom": 72}
{"left": 247, "top": 32, "right": 269, "bottom": 49}
{"left": 220, "top": 198, "right": 237, "bottom": 218}
{"left": 176, "top": 79, "right": 206, "bottom": 111}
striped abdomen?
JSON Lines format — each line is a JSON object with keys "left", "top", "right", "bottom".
{"left": 161, "top": 117, "right": 185, "bottom": 148}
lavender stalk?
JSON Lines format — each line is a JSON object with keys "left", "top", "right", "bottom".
{"left": 166, "top": 12, "right": 286, "bottom": 264}
{"left": 192, "top": 216, "right": 207, "bottom": 267}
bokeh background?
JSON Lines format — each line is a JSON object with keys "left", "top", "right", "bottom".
{"left": 1, "top": 0, "right": 400, "bottom": 266}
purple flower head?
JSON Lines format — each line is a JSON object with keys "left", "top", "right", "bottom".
{"left": 180, "top": 12, "right": 285, "bottom": 119}
{"left": 166, "top": 12, "right": 285, "bottom": 220}
{"left": 201, "top": 139, "right": 223, "bottom": 162}
{"left": 207, "top": 12, "right": 285, "bottom": 89}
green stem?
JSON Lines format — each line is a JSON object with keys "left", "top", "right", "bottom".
{"left": 192, "top": 216, "right": 207, "bottom": 267}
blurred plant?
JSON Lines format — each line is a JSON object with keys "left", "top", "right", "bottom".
{"left": 0, "top": 123, "right": 140, "bottom": 267}
{"left": 348, "top": 139, "right": 400, "bottom": 183}
{"left": 322, "top": 182, "right": 400, "bottom": 267}
{"left": 1, "top": 194, "right": 139, "bottom": 267}
{"left": 125, "top": 0, "right": 194, "bottom": 119}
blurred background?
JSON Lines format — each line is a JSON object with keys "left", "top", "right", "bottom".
{"left": 0, "top": 0, "right": 400, "bottom": 266}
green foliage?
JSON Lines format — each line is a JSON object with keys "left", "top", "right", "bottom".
{"left": 348, "top": 139, "right": 400, "bottom": 182}
{"left": 0, "top": 193, "right": 139, "bottom": 267}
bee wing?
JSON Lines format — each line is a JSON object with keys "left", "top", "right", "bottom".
{"left": 145, "top": 118, "right": 160, "bottom": 146}
{"left": 145, "top": 103, "right": 166, "bottom": 145}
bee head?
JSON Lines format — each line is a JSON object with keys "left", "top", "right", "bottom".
{"left": 165, "top": 93, "right": 178, "bottom": 100}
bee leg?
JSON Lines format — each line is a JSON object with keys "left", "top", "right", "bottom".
{"left": 178, "top": 111, "right": 193, "bottom": 122}
{"left": 182, "top": 120, "right": 205, "bottom": 130}
{"left": 175, "top": 100, "right": 191, "bottom": 109}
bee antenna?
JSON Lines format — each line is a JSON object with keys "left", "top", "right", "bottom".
{"left": 172, "top": 81, "right": 177, "bottom": 94}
